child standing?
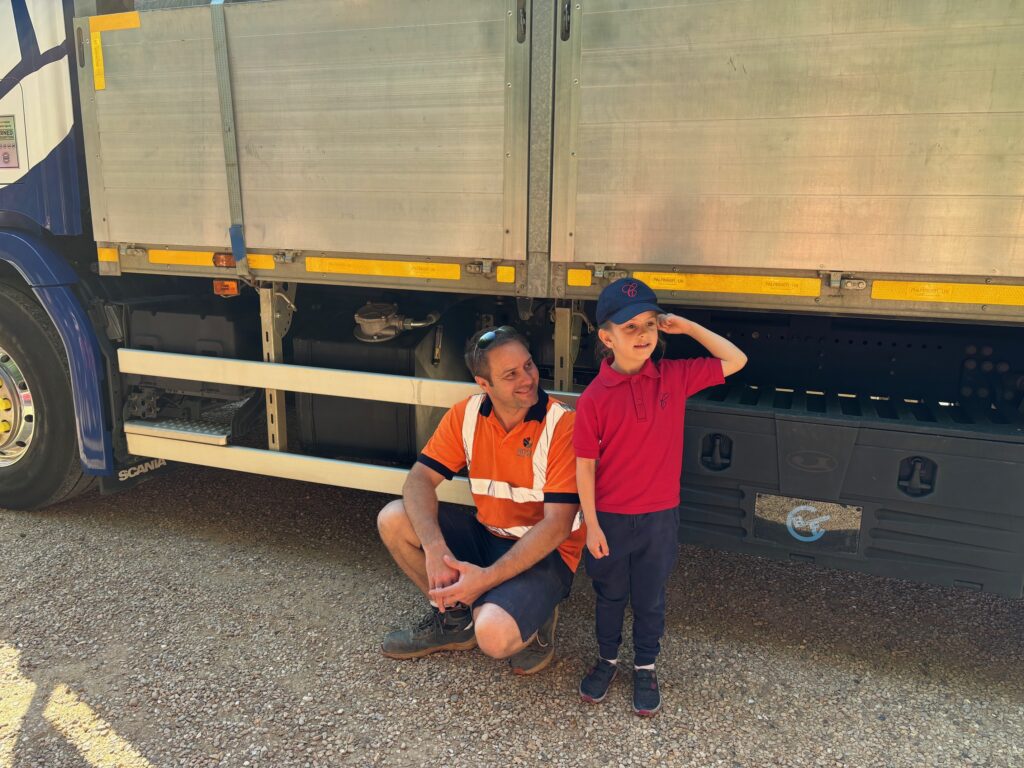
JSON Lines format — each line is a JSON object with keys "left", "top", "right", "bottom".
{"left": 574, "top": 278, "right": 747, "bottom": 715}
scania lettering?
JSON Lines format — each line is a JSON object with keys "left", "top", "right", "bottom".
{"left": 117, "top": 458, "right": 167, "bottom": 482}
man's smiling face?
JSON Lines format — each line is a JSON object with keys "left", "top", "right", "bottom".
{"left": 476, "top": 340, "right": 539, "bottom": 413}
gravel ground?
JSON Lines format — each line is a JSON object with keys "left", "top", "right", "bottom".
{"left": 1, "top": 467, "right": 1022, "bottom": 768}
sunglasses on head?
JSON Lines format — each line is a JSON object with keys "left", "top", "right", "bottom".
{"left": 475, "top": 325, "right": 517, "bottom": 350}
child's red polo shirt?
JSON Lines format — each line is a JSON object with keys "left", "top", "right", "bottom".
{"left": 574, "top": 357, "right": 725, "bottom": 514}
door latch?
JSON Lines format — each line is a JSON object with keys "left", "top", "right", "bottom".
{"left": 821, "top": 271, "right": 867, "bottom": 292}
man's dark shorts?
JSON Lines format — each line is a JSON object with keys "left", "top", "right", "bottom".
{"left": 438, "top": 503, "right": 573, "bottom": 641}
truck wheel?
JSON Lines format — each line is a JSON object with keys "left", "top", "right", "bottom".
{"left": 0, "top": 283, "right": 94, "bottom": 510}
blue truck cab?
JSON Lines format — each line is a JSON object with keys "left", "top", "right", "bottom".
{"left": 1, "top": 0, "right": 113, "bottom": 509}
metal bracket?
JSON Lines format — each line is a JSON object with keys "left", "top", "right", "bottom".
{"left": 516, "top": 297, "right": 535, "bottom": 322}
{"left": 560, "top": 0, "right": 572, "bottom": 41}
{"left": 553, "top": 302, "right": 584, "bottom": 392}
{"left": 259, "top": 282, "right": 297, "bottom": 451}
{"left": 821, "top": 271, "right": 867, "bottom": 293}
{"left": 593, "top": 264, "right": 628, "bottom": 282}
{"left": 210, "top": 0, "right": 251, "bottom": 280}
{"left": 466, "top": 260, "right": 495, "bottom": 277}
{"left": 554, "top": 306, "right": 573, "bottom": 392}
{"left": 274, "top": 250, "right": 299, "bottom": 265}
{"left": 515, "top": 0, "right": 528, "bottom": 43}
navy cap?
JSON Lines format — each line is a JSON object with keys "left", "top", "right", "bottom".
{"left": 596, "top": 277, "right": 664, "bottom": 326}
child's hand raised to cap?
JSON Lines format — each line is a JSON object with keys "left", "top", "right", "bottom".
{"left": 657, "top": 313, "right": 693, "bottom": 335}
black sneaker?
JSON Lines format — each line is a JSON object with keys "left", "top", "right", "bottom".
{"left": 509, "top": 607, "right": 558, "bottom": 675}
{"left": 381, "top": 607, "right": 476, "bottom": 660}
{"left": 579, "top": 658, "right": 618, "bottom": 703}
{"left": 633, "top": 668, "right": 661, "bottom": 716}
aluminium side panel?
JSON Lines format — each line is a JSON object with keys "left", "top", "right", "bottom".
{"left": 551, "top": 0, "right": 1024, "bottom": 279}
{"left": 77, "top": 0, "right": 529, "bottom": 263}
{"left": 77, "top": 7, "right": 229, "bottom": 246}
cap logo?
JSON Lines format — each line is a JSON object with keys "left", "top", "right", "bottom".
{"left": 622, "top": 282, "right": 639, "bottom": 298}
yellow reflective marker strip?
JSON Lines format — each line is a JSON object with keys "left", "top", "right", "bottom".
{"left": 567, "top": 269, "right": 593, "bottom": 287}
{"left": 634, "top": 271, "right": 821, "bottom": 297}
{"left": 89, "top": 12, "right": 140, "bottom": 91}
{"left": 97, "top": 247, "right": 118, "bottom": 263}
{"left": 246, "top": 254, "right": 276, "bottom": 270}
{"left": 43, "top": 685, "right": 153, "bottom": 768}
{"left": 148, "top": 250, "right": 213, "bottom": 267}
{"left": 0, "top": 645, "right": 37, "bottom": 768}
{"left": 872, "top": 280, "right": 1024, "bottom": 307}
{"left": 305, "top": 257, "right": 461, "bottom": 281}
{"left": 496, "top": 266, "right": 515, "bottom": 284}
{"left": 145, "top": 250, "right": 276, "bottom": 270}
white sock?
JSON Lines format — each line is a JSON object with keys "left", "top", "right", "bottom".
{"left": 634, "top": 663, "right": 655, "bottom": 671}
{"left": 602, "top": 657, "right": 618, "bottom": 666}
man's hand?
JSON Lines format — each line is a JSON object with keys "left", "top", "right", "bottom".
{"left": 428, "top": 555, "right": 493, "bottom": 610}
{"left": 424, "top": 545, "right": 460, "bottom": 606}
{"left": 657, "top": 313, "right": 694, "bottom": 335}
{"left": 586, "top": 524, "right": 610, "bottom": 559}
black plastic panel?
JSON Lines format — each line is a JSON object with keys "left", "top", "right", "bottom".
{"left": 290, "top": 298, "right": 475, "bottom": 464}
{"left": 293, "top": 333, "right": 421, "bottom": 463}
{"left": 126, "top": 303, "right": 258, "bottom": 398}
{"left": 680, "top": 400, "right": 1024, "bottom": 597}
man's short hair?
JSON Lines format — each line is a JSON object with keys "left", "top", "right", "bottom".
{"left": 464, "top": 326, "right": 530, "bottom": 382}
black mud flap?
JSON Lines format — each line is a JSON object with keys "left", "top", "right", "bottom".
{"left": 98, "top": 456, "right": 176, "bottom": 495}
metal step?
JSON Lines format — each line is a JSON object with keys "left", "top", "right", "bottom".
{"left": 123, "top": 396, "right": 258, "bottom": 446}
{"left": 124, "top": 417, "right": 232, "bottom": 446}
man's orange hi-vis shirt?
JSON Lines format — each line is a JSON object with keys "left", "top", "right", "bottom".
{"left": 418, "top": 389, "right": 586, "bottom": 572}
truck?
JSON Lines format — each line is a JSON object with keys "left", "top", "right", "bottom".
{"left": 2, "top": 0, "right": 1022, "bottom": 596}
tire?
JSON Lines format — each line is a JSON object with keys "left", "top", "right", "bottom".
{"left": 0, "top": 282, "right": 94, "bottom": 510}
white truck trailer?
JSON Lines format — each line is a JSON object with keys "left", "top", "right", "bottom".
{"left": 1, "top": 0, "right": 1022, "bottom": 595}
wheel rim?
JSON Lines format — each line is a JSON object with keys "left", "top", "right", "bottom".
{"left": 0, "top": 346, "right": 35, "bottom": 467}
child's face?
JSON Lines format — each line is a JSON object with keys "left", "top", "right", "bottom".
{"left": 599, "top": 310, "right": 659, "bottom": 368}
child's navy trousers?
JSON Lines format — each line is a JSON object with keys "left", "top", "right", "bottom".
{"left": 584, "top": 506, "right": 680, "bottom": 667}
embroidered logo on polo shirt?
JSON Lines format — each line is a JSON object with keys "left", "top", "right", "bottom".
{"left": 660, "top": 393, "right": 670, "bottom": 410}
{"left": 517, "top": 437, "right": 533, "bottom": 457}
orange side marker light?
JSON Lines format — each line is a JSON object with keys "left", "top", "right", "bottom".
{"left": 213, "top": 280, "right": 240, "bottom": 297}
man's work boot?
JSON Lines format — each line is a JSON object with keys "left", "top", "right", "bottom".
{"left": 381, "top": 606, "right": 476, "bottom": 660}
{"left": 509, "top": 606, "right": 558, "bottom": 675}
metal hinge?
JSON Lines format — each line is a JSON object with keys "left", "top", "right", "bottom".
{"left": 466, "top": 260, "right": 495, "bottom": 277}
{"left": 822, "top": 271, "right": 867, "bottom": 292}
{"left": 593, "top": 264, "right": 629, "bottom": 282}
{"left": 273, "top": 250, "right": 299, "bottom": 265}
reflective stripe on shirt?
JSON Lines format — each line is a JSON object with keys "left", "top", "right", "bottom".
{"left": 461, "top": 394, "right": 578, "bottom": 538}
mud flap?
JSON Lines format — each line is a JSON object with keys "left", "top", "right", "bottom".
{"left": 98, "top": 456, "right": 176, "bottom": 495}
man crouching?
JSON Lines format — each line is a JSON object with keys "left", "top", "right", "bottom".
{"left": 377, "top": 326, "right": 583, "bottom": 674}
